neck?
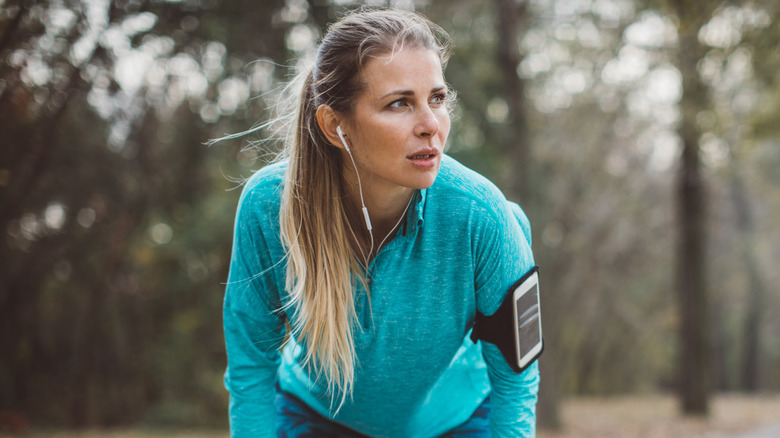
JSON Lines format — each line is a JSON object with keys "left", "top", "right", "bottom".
{"left": 341, "top": 167, "right": 414, "bottom": 260}
{"left": 347, "top": 177, "right": 413, "bottom": 233}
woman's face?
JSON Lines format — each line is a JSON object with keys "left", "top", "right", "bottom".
{"left": 343, "top": 47, "right": 450, "bottom": 196}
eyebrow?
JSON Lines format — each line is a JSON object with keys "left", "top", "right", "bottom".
{"left": 380, "top": 85, "right": 448, "bottom": 99}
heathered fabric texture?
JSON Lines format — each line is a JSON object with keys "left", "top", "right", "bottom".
{"left": 223, "top": 155, "right": 540, "bottom": 438}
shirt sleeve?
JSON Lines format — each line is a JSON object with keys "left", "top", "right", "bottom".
{"left": 474, "top": 200, "right": 540, "bottom": 437}
{"left": 223, "top": 185, "right": 287, "bottom": 438}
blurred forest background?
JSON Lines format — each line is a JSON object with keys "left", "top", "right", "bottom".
{"left": 1, "top": 0, "right": 779, "bottom": 432}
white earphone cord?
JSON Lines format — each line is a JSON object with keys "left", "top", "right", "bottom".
{"left": 337, "top": 126, "right": 412, "bottom": 268}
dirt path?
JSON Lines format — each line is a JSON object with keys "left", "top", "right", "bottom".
{"left": 733, "top": 423, "right": 780, "bottom": 438}
{"left": 538, "top": 393, "right": 780, "bottom": 438}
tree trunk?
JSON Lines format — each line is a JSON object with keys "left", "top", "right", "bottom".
{"left": 495, "top": 0, "right": 532, "bottom": 203}
{"left": 675, "top": 138, "right": 710, "bottom": 415}
{"left": 494, "top": 0, "right": 560, "bottom": 429}
{"left": 671, "top": 0, "right": 712, "bottom": 415}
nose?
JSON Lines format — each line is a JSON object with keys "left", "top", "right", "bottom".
{"left": 415, "top": 106, "right": 440, "bottom": 138}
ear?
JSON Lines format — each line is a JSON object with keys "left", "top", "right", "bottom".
{"left": 316, "top": 104, "right": 348, "bottom": 151}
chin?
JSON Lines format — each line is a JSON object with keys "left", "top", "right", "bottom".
{"left": 410, "top": 169, "right": 440, "bottom": 190}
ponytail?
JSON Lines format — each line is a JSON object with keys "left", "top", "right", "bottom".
{"left": 279, "top": 68, "right": 364, "bottom": 410}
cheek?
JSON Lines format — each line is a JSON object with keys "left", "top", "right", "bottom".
{"left": 359, "top": 118, "right": 396, "bottom": 143}
{"left": 439, "top": 114, "right": 451, "bottom": 138}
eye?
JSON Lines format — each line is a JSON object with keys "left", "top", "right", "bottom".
{"left": 388, "top": 98, "right": 408, "bottom": 109}
{"left": 430, "top": 92, "right": 447, "bottom": 106}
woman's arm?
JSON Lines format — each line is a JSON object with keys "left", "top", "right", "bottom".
{"left": 223, "top": 307, "right": 284, "bottom": 437}
{"left": 474, "top": 200, "right": 540, "bottom": 437}
{"left": 223, "top": 183, "right": 286, "bottom": 438}
{"left": 483, "top": 344, "right": 540, "bottom": 437}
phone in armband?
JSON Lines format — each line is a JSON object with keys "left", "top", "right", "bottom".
{"left": 470, "top": 266, "right": 543, "bottom": 373}
{"left": 512, "top": 268, "right": 543, "bottom": 371}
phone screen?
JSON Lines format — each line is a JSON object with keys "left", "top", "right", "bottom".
{"left": 515, "top": 283, "right": 541, "bottom": 359}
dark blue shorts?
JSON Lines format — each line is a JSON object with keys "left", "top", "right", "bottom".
{"left": 275, "top": 384, "right": 490, "bottom": 437}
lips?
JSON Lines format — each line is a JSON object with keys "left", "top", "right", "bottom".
{"left": 407, "top": 148, "right": 439, "bottom": 160}
{"left": 407, "top": 148, "right": 440, "bottom": 169}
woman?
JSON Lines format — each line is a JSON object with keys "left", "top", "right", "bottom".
{"left": 223, "top": 8, "right": 539, "bottom": 438}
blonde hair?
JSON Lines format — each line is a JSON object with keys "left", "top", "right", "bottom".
{"left": 278, "top": 9, "right": 452, "bottom": 409}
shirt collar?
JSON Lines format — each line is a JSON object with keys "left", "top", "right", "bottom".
{"left": 402, "top": 188, "right": 427, "bottom": 236}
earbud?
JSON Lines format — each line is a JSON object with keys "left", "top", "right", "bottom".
{"left": 336, "top": 125, "right": 372, "bottom": 233}
{"left": 336, "top": 126, "right": 350, "bottom": 152}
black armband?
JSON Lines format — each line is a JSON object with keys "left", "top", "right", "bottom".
{"left": 471, "top": 266, "right": 543, "bottom": 373}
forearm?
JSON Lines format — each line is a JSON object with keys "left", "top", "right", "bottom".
{"left": 224, "top": 306, "right": 284, "bottom": 438}
{"left": 483, "top": 342, "right": 540, "bottom": 437}
{"left": 228, "top": 389, "right": 276, "bottom": 438}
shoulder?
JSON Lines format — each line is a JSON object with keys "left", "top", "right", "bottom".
{"left": 237, "top": 161, "right": 286, "bottom": 209}
{"left": 233, "top": 160, "right": 287, "bottom": 230}
{"left": 242, "top": 160, "right": 286, "bottom": 198}
{"left": 431, "top": 155, "right": 510, "bottom": 223}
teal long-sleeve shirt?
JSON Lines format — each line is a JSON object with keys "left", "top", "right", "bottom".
{"left": 223, "top": 155, "right": 540, "bottom": 437}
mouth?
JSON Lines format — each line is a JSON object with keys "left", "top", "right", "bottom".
{"left": 407, "top": 150, "right": 440, "bottom": 168}
{"left": 407, "top": 148, "right": 440, "bottom": 159}
{"left": 408, "top": 153, "right": 437, "bottom": 160}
